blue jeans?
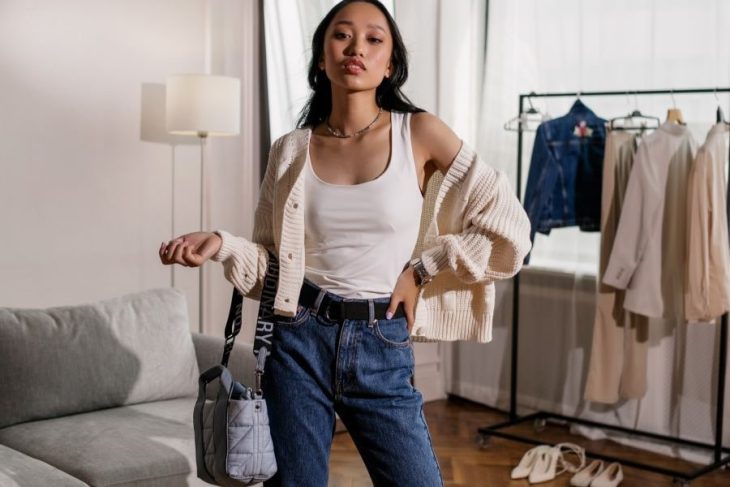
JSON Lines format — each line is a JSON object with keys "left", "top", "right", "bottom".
{"left": 261, "top": 281, "right": 444, "bottom": 487}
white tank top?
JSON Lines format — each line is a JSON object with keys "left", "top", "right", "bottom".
{"left": 303, "top": 111, "right": 424, "bottom": 298}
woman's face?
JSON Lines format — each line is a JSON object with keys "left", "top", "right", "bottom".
{"left": 319, "top": 2, "right": 393, "bottom": 93}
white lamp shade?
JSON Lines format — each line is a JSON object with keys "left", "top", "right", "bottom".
{"left": 166, "top": 74, "right": 240, "bottom": 136}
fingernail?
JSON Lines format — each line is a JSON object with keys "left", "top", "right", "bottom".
{"left": 385, "top": 311, "right": 393, "bottom": 320}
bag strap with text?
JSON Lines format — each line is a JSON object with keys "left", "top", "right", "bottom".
{"left": 220, "top": 250, "right": 280, "bottom": 398}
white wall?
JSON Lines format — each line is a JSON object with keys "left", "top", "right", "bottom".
{"left": 0, "top": 0, "right": 263, "bottom": 338}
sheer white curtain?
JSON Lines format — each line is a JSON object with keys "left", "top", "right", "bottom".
{"left": 450, "top": 0, "right": 730, "bottom": 463}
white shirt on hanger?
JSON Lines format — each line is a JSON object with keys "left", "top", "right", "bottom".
{"left": 603, "top": 121, "right": 698, "bottom": 319}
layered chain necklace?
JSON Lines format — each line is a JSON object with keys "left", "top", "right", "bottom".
{"left": 325, "top": 107, "right": 383, "bottom": 138}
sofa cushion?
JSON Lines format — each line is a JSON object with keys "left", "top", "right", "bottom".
{"left": 0, "top": 443, "right": 89, "bottom": 486}
{"left": 0, "top": 398, "right": 224, "bottom": 487}
{"left": 0, "top": 288, "right": 200, "bottom": 428}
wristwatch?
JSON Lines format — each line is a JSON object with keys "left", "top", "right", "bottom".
{"left": 408, "top": 257, "right": 433, "bottom": 287}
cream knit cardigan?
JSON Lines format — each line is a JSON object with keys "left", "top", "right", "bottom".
{"left": 212, "top": 125, "right": 531, "bottom": 343}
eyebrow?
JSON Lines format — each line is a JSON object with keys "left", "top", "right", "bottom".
{"left": 333, "top": 20, "right": 386, "bottom": 33}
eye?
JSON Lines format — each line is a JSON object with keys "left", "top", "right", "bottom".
{"left": 334, "top": 32, "right": 349, "bottom": 39}
{"left": 369, "top": 37, "right": 383, "bottom": 44}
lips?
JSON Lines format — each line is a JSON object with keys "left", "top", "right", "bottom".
{"left": 342, "top": 59, "right": 365, "bottom": 70}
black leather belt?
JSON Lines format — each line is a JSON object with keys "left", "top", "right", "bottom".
{"left": 298, "top": 280, "right": 405, "bottom": 322}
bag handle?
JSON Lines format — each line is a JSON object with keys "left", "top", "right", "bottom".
{"left": 197, "top": 364, "right": 233, "bottom": 396}
{"left": 193, "top": 364, "right": 234, "bottom": 483}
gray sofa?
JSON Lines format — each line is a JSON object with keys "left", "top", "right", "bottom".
{"left": 0, "top": 288, "right": 260, "bottom": 487}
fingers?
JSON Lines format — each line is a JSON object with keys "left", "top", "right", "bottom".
{"left": 160, "top": 232, "right": 219, "bottom": 267}
{"left": 172, "top": 240, "right": 186, "bottom": 264}
{"left": 385, "top": 296, "right": 399, "bottom": 321}
{"left": 386, "top": 295, "right": 415, "bottom": 332}
{"left": 388, "top": 270, "right": 419, "bottom": 332}
{"left": 165, "top": 240, "right": 182, "bottom": 262}
{"left": 182, "top": 244, "right": 203, "bottom": 267}
{"left": 159, "top": 240, "right": 178, "bottom": 265}
{"left": 159, "top": 238, "right": 192, "bottom": 267}
{"left": 403, "top": 299, "right": 415, "bottom": 333}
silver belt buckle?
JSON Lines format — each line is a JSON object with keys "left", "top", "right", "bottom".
{"left": 317, "top": 298, "right": 338, "bottom": 325}
{"left": 324, "top": 301, "right": 335, "bottom": 322}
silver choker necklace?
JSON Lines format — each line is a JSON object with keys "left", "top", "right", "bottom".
{"left": 325, "top": 107, "right": 383, "bottom": 138}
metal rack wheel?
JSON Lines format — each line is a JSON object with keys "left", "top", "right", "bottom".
{"left": 672, "top": 478, "right": 691, "bottom": 487}
{"left": 533, "top": 417, "right": 547, "bottom": 432}
{"left": 474, "top": 432, "right": 492, "bottom": 449}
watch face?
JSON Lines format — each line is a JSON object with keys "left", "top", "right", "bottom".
{"left": 413, "top": 263, "right": 429, "bottom": 285}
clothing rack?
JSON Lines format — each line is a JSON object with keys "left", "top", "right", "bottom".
{"left": 477, "top": 87, "right": 730, "bottom": 485}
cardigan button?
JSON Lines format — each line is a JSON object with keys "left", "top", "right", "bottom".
{"left": 415, "top": 328, "right": 424, "bottom": 336}
{"left": 288, "top": 253, "right": 293, "bottom": 259}
{"left": 284, "top": 298, "right": 290, "bottom": 303}
{"left": 293, "top": 202, "right": 299, "bottom": 209}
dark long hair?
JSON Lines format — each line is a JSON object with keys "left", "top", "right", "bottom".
{"left": 295, "top": 0, "right": 425, "bottom": 129}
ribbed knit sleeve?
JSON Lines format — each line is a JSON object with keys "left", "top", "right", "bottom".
{"left": 210, "top": 136, "right": 282, "bottom": 300}
{"left": 419, "top": 147, "right": 532, "bottom": 284}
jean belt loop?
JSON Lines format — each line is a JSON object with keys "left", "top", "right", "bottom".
{"left": 312, "top": 288, "right": 327, "bottom": 315}
{"left": 367, "top": 299, "right": 376, "bottom": 328}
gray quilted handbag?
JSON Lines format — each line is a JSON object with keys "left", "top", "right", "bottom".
{"left": 194, "top": 362, "right": 276, "bottom": 485}
{"left": 193, "top": 252, "right": 280, "bottom": 485}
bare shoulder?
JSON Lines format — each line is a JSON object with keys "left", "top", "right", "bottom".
{"left": 410, "top": 111, "right": 463, "bottom": 174}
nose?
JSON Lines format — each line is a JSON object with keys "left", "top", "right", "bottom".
{"left": 345, "top": 36, "right": 365, "bottom": 56}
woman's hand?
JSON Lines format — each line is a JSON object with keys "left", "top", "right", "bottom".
{"left": 385, "top": 264, "right": 420, "bottom": 333}
{"left": 159, "top": 232, "right": 222, "bottom": 267}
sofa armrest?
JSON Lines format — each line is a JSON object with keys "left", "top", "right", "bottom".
{"left": 191, "top": 333, "right": 258, "bottom": 400}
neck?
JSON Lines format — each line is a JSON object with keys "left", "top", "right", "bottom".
{"left": 327, "top": 90, "right": 382, "bottom": 134}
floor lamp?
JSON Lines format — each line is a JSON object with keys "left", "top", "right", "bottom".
{"left": 165, "top": 74, "right": 241, "bottom": 333}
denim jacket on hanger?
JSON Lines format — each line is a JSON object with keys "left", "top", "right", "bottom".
{"left": 523, "top": 99, "right": 606, "bottom": 263}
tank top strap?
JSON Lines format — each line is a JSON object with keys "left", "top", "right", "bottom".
{"left": 390, "top": 111, "right": 418, "bottom": 180}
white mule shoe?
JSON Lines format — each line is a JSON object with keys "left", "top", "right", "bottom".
{"left": 590, "top": 462, "right": 623, "bottom": 487}
{"left": 528, "top": 446, "right": 561, "bottom": 483}
{"left": 511, "top": 445, "right": 552, "bottom": 479}
{"left": 528, "top": 442, "right": 586, "bottom": 484}
{"left": 569, "top": 459, "right": 604, "bottom": 486}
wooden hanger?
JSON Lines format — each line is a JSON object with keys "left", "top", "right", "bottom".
{"left": 666, "top": 108, "right": 685, "bottom": 125}
{"left": 666, "top": 90, "right": 685, "bottom": 125}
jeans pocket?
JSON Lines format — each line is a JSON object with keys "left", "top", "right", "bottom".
{"left": 275, "top": 304, "right": 310, "bottom": 327}
{"left": 373, "top": 317, "right": 411, "bottom": 348}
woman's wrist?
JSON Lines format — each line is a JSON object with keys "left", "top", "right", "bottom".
{"left": 210, "top": 230, "right": 230, "bottom": 262}
{"left": 403, "top": 258, "right": 432, "bottom": 287}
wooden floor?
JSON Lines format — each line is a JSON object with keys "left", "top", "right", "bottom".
{"left": 328, "top": 395, "right": 730, "bottom": 486}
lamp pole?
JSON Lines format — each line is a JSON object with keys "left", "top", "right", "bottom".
{"left": 198, "top": 132, "right": 208, "bottom": 334}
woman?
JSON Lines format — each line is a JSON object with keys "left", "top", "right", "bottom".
{"left": 160, "top": 1, "right": 531, "bottom": 485}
